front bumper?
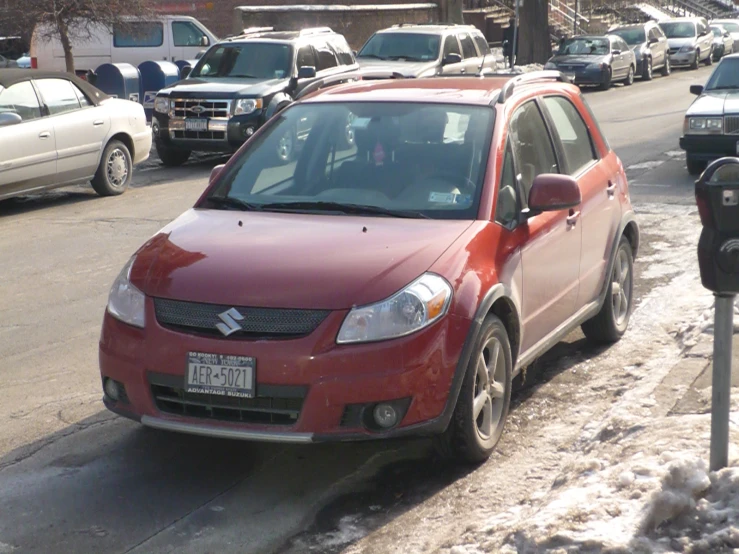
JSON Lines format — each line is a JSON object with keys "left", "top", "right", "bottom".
{"left": 132, "top": 129, "right": 152, "bottom": 165}
{"left": 558, "top": 67, "right": 609, "bottom": 85}
{"left": 680, "top": 134, "right": 739, "bottom": 160}
{"left": 99, "top": 300, "right": 472, "bottom": 443}
{"left": 152, "top": 110, "right": 265, "bottom": 153}
{"left": 669, "top": 50, "right": 697, "bottom": 67}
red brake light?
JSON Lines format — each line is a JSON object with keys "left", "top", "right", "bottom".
{"left": 31, "top": 57, "right": 37, "bottom": 69}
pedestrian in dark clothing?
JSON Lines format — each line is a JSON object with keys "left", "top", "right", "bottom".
{"left": 502, "top": 17, "right": 518, "bottom": 69}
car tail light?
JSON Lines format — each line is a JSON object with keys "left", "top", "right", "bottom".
{"left": 31, "top": 57, "right": 37, "bottom": 69}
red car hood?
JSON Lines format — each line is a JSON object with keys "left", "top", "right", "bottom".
{"left": 134, "top": 209, "right": 473, "bottom": 310}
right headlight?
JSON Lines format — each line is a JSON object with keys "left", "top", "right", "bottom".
{"left": 685, "top": 116, "right": 723, "bottom": 135}
{"left": 107, "top": 256, "right": 146, "bottom": 328}
{"left": 154, "top": 97, "right": 169, "bottom": 114}
{"left": 336, "top": 273, "right": 452, "bottom": 344}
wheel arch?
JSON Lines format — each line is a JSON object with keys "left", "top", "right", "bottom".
{"left": 489, "top": 296, "right": 521, "bottom": 368}
{"left": 108, "top": 132, "right": 135, "bottom": 161}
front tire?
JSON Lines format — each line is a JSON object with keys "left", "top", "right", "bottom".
{"left": 624, "top": 65, "right": 635, "bottom": 86}
{"left": 687, "top": 153, "right": 706, "bottom": 176}
{"left": 91, "top": 140, "right": 132, "bottom": 197}
{"left": 156, "top": 139, "right": 191, "bottom": 167}
{"left": 436, "top": 315, "right": 512, "bottom": 464}
{"left": 690, "top": 50, "right": 700, "bottom": 70}
{"left": 642, "top": 58, "right": 653, "bottom": 80}
{"left": 581, "top": 237, "right": 634, "bottom": 344}
{"left": 661, "top": 56, "right": 671, "bottom": 76}
{"left": 599, "top": 68, "right": 612, "bottom": 90}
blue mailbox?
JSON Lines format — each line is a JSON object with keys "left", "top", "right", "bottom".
{"left": 94, "top": 63, "right": 141, "bottom": 103}
{"left": 174, "top": 59, "right": 198, "bottom": 79}
{"left": 138, "top": 60, "right": 180, "bottom": 120}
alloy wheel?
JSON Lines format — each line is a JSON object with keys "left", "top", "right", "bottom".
{"left": 106, "top": 148, "right": 129, "bottom": 188}
{"left": 473, "top": 336, "right": 507, "bottom": 442}
{"left": 611, "top": 247, "right": 632, "bottom": 327}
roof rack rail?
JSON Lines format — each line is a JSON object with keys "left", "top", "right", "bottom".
{"left": 497, "top": 71, "right": 572, "bottom": 103}
{"left": 227, "top": 26, "right": 275, "bottom": 40}
{"left": 299, "top": 27, "right": 334, "bottom": 36}
{"left": 294, "top": 71, "right": 363, "bottom": 100}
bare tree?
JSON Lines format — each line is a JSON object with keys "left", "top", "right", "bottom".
{"left": 0, "top": 0, "right": 154, "bottom": 74}
{"left": 518, "top": 0, "right": 551, "bottom": 64}
{"left": 440, "top": 0, "right": 465, "bottom": 24}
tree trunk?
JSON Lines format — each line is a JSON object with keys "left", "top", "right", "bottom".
{"left": 57, "top": 20, "right": 75, "bottom": 74}
{"left": 518, "top": 0, "right": 551, "bottom": 65}
{"left": 440, "top": 0, "right": 465, "bottom": 24}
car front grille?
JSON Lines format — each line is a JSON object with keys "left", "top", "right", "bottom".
{"left": 725, "top": 115, "right": 739, "bottom": 135}
{"left": 149, "top": 372, "right": 306, "bottom": 425}
{"left": 172, "top": 98, "right": 231, "bottom": 119}
{"left": 173, "top": 130, "right": 226, "bottom": 140}
{"left": 669, "top": 47, "right": 680, "bottom": 55}
{"left": 153, "top": 297, "right": 331, "bottom": 339}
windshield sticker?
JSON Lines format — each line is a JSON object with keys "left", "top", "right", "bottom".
{"left": 429, "top": 192, "right": 472, "bottom": 205}
{"left": 274, "top": 70, "right": 285, "bottom": 78}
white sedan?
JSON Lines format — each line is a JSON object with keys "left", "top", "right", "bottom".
{"left": 0, "top": 69, "right": 151, "bottom": 200}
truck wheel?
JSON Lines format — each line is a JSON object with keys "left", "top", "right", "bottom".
{"left": 686, "top": 154, "right": 705, "bottom": 176}
{"left": 435, "top": 315, "right": 512, "bottom": 464}
{"left": 581, "top": 237, "right": 634, "bottom": 344}
{"left": 156, "top": 140, "right": 191, "bottom": 167}
{"left": 91, "top": 140, "right": 132, "bottom": 197}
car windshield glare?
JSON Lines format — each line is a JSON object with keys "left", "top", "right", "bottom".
{"left": 716, "top": 21, "right": 739, "bottom": 33}
{"left": 558, "top": 38, "right": 609, "bottom": 56}
{"left": 358, "top": 33, "right": 441, "bottom": 61}
{"left": 611, "top": 28, "right": 646, "bottom": 45}
{"left": 209, "top": 102, "right": 495, "bottom": 220}
{"left": 660, "top": 22, "right": 696, "bottom": 39}
{"left": 705, "top": 58, "right": 739, "bottom": 90}
{"left": 191, "top": 43, "right": 293, "bottom": 79}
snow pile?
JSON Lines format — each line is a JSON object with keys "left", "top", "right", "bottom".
{"left": 635, "top": 3, "right": 674, "bottom": 20}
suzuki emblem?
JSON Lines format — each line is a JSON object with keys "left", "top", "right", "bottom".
{"left": 216, "top": 308, "right": 244, "bottom": 336}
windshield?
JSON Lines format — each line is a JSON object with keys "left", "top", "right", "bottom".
{"left": 610, "top": 28, "right": 646, "bottom": 46}
{"left": 705, "top": 58, "right": 739, "bottom": 90}
{"left": 208, "top": 102, "right": 494, "bottom": 220}
{"left": 358, "top": 33, "right": 441, "bottom": 61}
{"left": 557, "top": 37, "right": 609, "bottom": 56}
{"left": 191, "top": 43, "right": 293, "bottom": 79}
{"left": 716, "top": 21, "right": 739, "bottom": 33}
{"left": 660, "top": 22, "right": 696, "bottom": 39}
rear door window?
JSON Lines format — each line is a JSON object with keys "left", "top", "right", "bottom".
{"left": 542, "top": 96, "right": 597, "bottom": 175}
{"left": 458, "top": 33, "right": 478, "bottom": 58}
{"left": 0, "top": 81, "right": 42, "bottom": 121}
{"left": 473, "top": 34, "right": 490, "bottom": 55}
{"left": 314, "top": 40, "right": 339, "bottom": 71}
{"left": 35, "top": 79, "right": 81, "bottom": 116}
{"left": 327, "top": 36, "right": 355, "bottom": 66}
{"left": 113, "top": 22, "right": 164, "bottom": 48}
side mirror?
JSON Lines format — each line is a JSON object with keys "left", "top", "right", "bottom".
{"left": 200, "top": 36, "right": 210, "bottom": 47}
{"left": 442, "top": 53, "right": 462, "bottom": 66}
{"left": 180, "top": 66, "right": 192, "bottom": 79}
{"left": 0, "top": 112, "right": 22, "bottom": 127}
{"left": 528, "top": 174, "right": 581, "bottom": 213}
{"left": 612, "top": 49, "right": 621, "bottom": 55}
{"left": 690, "top": 84, "right": 705, "bottom": 96}
{"left": 298, "top": 66, "right": 317, "bottom": 79}
{"left": 210, "top": 164, "right": 225, "bottom": 185}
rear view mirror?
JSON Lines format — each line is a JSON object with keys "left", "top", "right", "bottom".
{"left": 298, "top": 66, "right": 317, "bottom": 79}
{"left": 200, "top": 36, "right": 210, "bottom": 47}
{"left": 0, "top": 112, "right": 22, "bottom": 127}
{"left": 442, "top": 53, "right": 462, "bottom": 66}
{"left": 528, "top": 174, "right": 581, "bottom": 213}
{"left": 690, "top": 84, "right": 705, "bottom": 96}
{"left": 210, "top": 164, "right": 225, "bottom": 185}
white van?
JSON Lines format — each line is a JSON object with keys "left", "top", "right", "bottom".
{"left": 30, "top": 16, "right": 218, "bottom": 75}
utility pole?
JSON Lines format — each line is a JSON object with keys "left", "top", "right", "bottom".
{"left": 512, "top": 0, "right": 519, "bottom": 69}
{"left": 574, "top": 0, "right": 579, "bottom": 36}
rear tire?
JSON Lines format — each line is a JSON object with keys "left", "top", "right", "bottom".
{"left": 624, "top": 65, "right": 635, "bottom": 86}
{"left": 661, "top": 56, "right": 671, "bottom": 76}
{"left": 581, "top": 237, "right": 634, "bottom": 344}
{"left": 156, "top": 139, "right": 191, "bottom": 167}
{"left": 91, "top": 140, "right": 132, "bottom": 197}
{"left": 642, "top": 58, "right": 653, "bottom": 80}
{"left": 435, "top": 315, "right": 512, "bottom": 464}
{"left": 687, "top": 154, "right": 706, "bottom": 176}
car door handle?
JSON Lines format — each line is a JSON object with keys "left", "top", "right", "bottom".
{"left": 39, "top": 131, "right": 50, "bottom": 139}
{"left": 93, "top": 120, "right": 104, "bottom": 126}
{"left": 566, "top": 210, "right": 581, "bottom": 226}
{"left": 606, "top": 180, "right": 617, "bottom": 197}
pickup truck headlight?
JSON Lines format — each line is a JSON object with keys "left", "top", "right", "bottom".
{"left": 336, "top": 273, "right": 452, "bottom": 344}
{"left": 233, "top": 98, "right": 263, "bottom": 116}
{"left": 154, "top": 97, "right": 170, "bottom": 114}
{"left": 106, "top": 256, "right": 145, "bottom": 328}
{"left": 686, "top": 116, "right": 723, "bottom": 134}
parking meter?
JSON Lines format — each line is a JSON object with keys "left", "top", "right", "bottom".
{"left": 694, "top": 156, "right": 739, "bottom": 471}
{"left": 696, "top": 157, "right": 739, "bottom": 293}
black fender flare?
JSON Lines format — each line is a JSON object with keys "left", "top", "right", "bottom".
{"left": 264, "top": 93, "right": 294, "bottom": 121}
{"left": 597, "top": 210, "right": 639, "bottom": 308}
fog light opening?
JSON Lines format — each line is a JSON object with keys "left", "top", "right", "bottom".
{"left": 243, "top": 126, "right": 255, "bottom": 137}
{"left": 373, "top": 403, "right": 398, "bottom": 429}
{"left": 104, "top": 377, "right": 123, "bottom": 402}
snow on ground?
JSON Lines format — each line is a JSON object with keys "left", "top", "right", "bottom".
{"left": 635, "top": 3, "right": 674, "bottom": 20}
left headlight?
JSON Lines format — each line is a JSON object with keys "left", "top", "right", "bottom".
{"left": 337, "top": 273, "right": 453, "bottom": 344}
{"left": 233, "top": 98, "right": 263, "bottom": 116}
{"left": 107, "top": 256, "right": 146, "bottom": 328}
{"left": 154, "top": 97, "right": 169, "bottom": 114}
{"left": 686, "top": 116, "right": 723, "bottom": 134}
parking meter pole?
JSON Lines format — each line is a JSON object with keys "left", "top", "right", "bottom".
{"left": 711, "top": 293, "right": 734, "bottom": 471}
{"left": 512, "top": 0, "right": 519, "bottom": 69}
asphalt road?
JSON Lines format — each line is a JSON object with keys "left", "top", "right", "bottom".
{"left": 0, "top": 64, "right": 714, "bottom": 554}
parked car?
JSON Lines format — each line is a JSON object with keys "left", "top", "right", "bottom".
{"left": 0, "top": 69, "right": 151, "bottom": 200}
{"left": 710, "top": 24, "right": 734, "bottom": 60}
{"left": 710, "top": 19, "right": 739, "bottom": 51}
{"left": 609, "top": 21, "right": 671, "bottom": 80}
{"left": 356, "top": 23, "right": 496, "bottom": 78}
{"left": 0, "top": 54, "right": 17, "bottom": 69}
{"left": 99, "top": 71, "right": 639, "bottom": 463}
{"left": 151, "top": 27, "right": 360, "bottom": 167}
{"left": 544, "top": 35, "right": 637, "bottom": 90}
{"left": 659, "top": 17, "right": 714, "bottom": 69}
{"left": 680, "top": 54, "right": 739, "bottom": 174}
{"left": 30, "top": 16, "right": 218, "bottom": 76}
{"left": 15, "top": 54, "right": 31, "bottom": 69}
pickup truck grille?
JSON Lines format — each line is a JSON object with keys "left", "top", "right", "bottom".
{"left": 172, "top": 98, "right": 231, "bottom": 119}
{"left": 725, "top": 115, "right": 739, "bottom": 135}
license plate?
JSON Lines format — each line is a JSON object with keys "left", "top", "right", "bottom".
{"left": 185, "top": 119, "right": 208, "bottom": 132}
{"left": 186, "top": 352, "right": 255, "bottom": 398}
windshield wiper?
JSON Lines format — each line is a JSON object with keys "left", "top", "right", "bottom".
{"left": 357, "top": 54, "right": 387, "bottom": 60}
{"left": 257, "top": 201, "right": 432, "bottom": 219}
{"left": 228, "top": 74, "right": 258, "bottom": 79}
{"left": 207, "top": 196, "right": 263, "bottom": 211}
{"left": 387, "top": 55, "right": 424, "bottom": 61}
{"left": 708, "top": 85, "right": 739, "bottom": 90}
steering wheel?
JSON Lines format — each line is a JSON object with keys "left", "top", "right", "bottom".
{"left": 425, "top": 171, "right": 477, "bottom": 195}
